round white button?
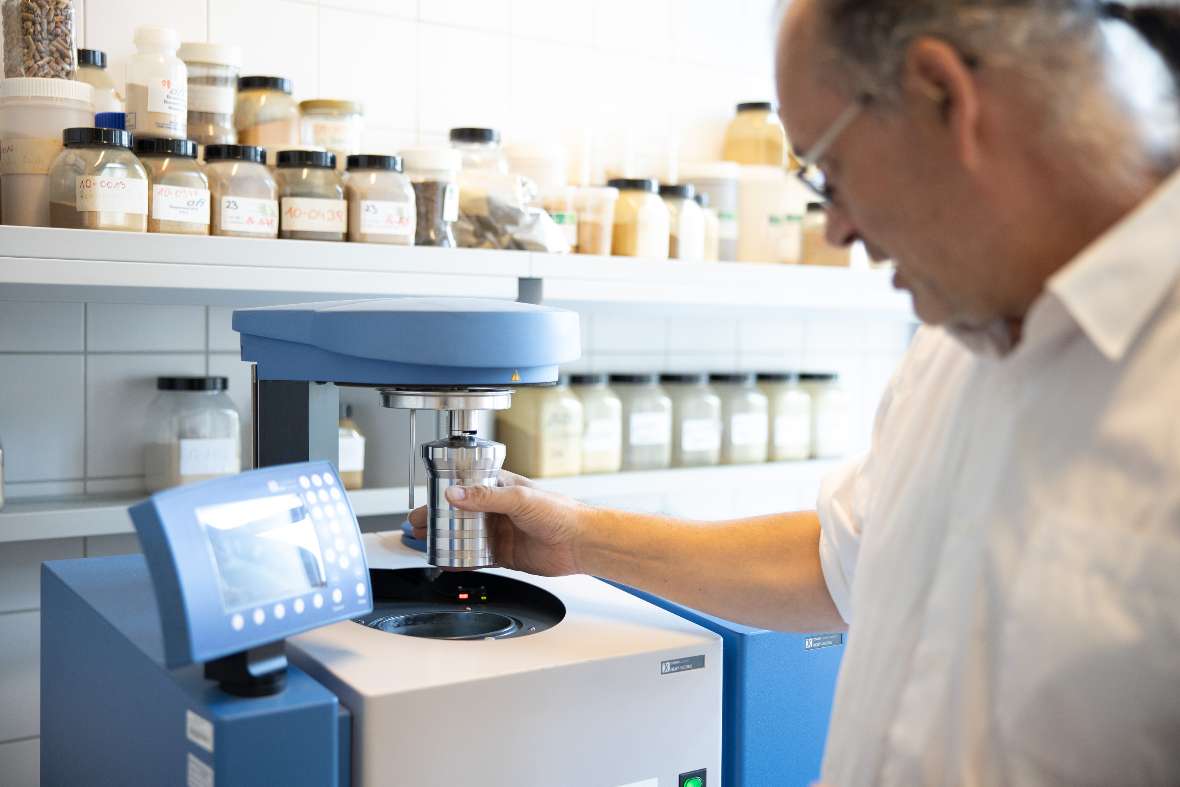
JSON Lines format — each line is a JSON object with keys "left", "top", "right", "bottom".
{"left": 318, "top": 489, "right": 330, "bottom": 503}
{"left": 313, "top": 593, "right": 324, "bottom": 609}
{"left": 324, "top": 548, "right": 337, "bottom": 563}
{"left": 331, "top": 588, "right": 343, "bottom": 604}
{"left": 231, "top": 613, "right": 245, "bottom": 631}
{"left": 329, "top": 487, "right": 342, "bottom": 500}
{"left": 339, "top": 556, "right": 350, "bottom": 570}
{"left": 312, "top": 506, "right": 323, "bottom": 519}
{"left": 293, "top": 598, "right": 305, "bottom": 614}
{"left": 299, "top": 476, "right": 311, "bottom": 489}
{"left": 348, "top": 543, "right": 360, "bottom": 558}
{"left": 322, "top": 473, "right": 335, "bottom": 486}
{"left": 305, "top": 491, "right": 317, "bottom": 505}
{"left": 273, "top": 603, "right": 286, "bottom": 620}
{"left": 335, "top": 502, "right": 348, "bottom": 516}
{"left": 312, "top": 474, "right": 323, "bottom": 487}
{"left": 253, "top": 608, "right": 265, "bottom": 625}
{"left": 356, "top": 582, "right": 367, "bottom": 597}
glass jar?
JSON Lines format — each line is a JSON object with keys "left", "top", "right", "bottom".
{"left": 608, "top": 178, "right": 669, "bottom": 259}
{"left": 0, "top": 77, "right": 93, "bottom": 227}
{"left": 48, "top": 127, "right": 148, "bottom": 231}
{"left": 722, "top": 101, "right": 786, "bottom": 167}
{"left": 275, "top": 149, "right": 346, "bottom": 241}
{"left": 235, "top": 75, "right": 299, "bottom": 149}
{"left": 402, "top": 146, "right": 460, "bottom": 247}
{"left": 695, "top": 192, "right": 720, "bottom": 262}
{"left": 570, "top": 374, "right": 622, "bottom": 475}
{"left": 710, "top": 373, "right": 769, "bottom": 465}
{"left": 798, "top": 373, "right": 852, "bottom": 459}
{"left": 801, "top": 203, "right": 851, "bottom": 267}
{"left": 75, "top": 48, "right": 122, "bottom": 113}
{"left": 681, "top": 161, "right": 739, "bottom": 261}
{"left": 572, "top": 185, "right": 618, "bottom": 256}
{"left": 134, "top": 137, "right": 210, "bottom": 235}
{"left": 338, "top": 403, "right": 366, "bottom": 491}
{"left": 301, "top": 99, "right": 363, "bottom": 171}
{"left": 204, "top": 143, "right": 278, "bottom": 238}
{"left": 660, "top": 183, "right": 705, "bottom": 261}
{"left": 449, "top": 127, "right": 507, "bottom": 174}
{"left": 2, "top": 0, "right": 76, "bottom": 78}
{"left": 178, "top": 42, "right": 241, "bottom": 148}
{"left": 496, "top": 378, "right": 584, "bottom": 479}
{"left": 144, "top": 376, "right": 241, "bottom": 491}
{"left": 661, "top": 373, "right": 722, "bottom": 468}
{"left": 344, "top": 154, "right": 415, "bottom": 245}
{"left": 758, "top": 373, "right": 812, "bottom": 461}
{"left": 610, "top": 374, "right": 672, "bottom": 471}
{"left": 126, "top": 26, "right": 187, "bottom": 140}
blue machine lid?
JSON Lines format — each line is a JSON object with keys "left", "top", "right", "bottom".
{"left": 234, "top": 298, "right": 582, "bottom": 386}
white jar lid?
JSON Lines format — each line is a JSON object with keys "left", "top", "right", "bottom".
{"left": 401, "top": 146, "right": 461, "bottom": 173}
{"left": 177, "top": 42, "right": 243, "bottom": 68}
{"left": 679, "top": 160, "right": 741, "bottom": 181}
{"left": 0, "top": 77, "right": 94, "bottom": 104}
{"left": 134, "top": 25, "right": 181, "bottom": 52}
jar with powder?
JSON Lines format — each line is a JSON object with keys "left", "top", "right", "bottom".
{"left": 710, "top": 373, "right": 769, "bottom": 465}
{"left": 235, "top": 76, "right": 299, "bottom": 149}
{"left": 125, "top": 26, "right": 187, "bottom": 140}
{"left": 343, "top": 154, "right": 415, "bottom": 244}
{"left": 607, "top": 178, "right": 669, "bottom": 259}
{"left": 178, "top": 42, "right": 241, "bottom": 147}
{"left": 570, "top": 374, "right": 623, "bottom": 475}
{"left": 610, "top": 373, "right": 673, "bottom": 471}
{"left": 203, "top": 143, "right": 278, "bottom": 238}
{"left": 134, "top": 137, "right": 209, "bottom": 235}
{"left": 275, "top": 148, "right": 346, "bottom": 241}
{"left": 144, "top": 376, "right": 241, "bottom": 491}
{"left": 75, "top": 48, "right": 122, "bottom": 113}
{"left": 402, "top": 147, "right": 460, "bottom": 247}
{"left": 48, "top": 127, "right": 147, "bottom": 231}
{"left": 661, "top": 373, "right": 722, "bottom": 468}
{"left": 301, "top": 100, "right": 363, "bottom": 170}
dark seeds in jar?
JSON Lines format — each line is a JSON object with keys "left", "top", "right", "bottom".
{"left": 2, "top": 0, "right": 75, "bottom": 78}
{"left": 412, "top": 180, "right": 456, "bottom": 247}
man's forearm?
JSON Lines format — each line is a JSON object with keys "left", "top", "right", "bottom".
{"left": 573, "top": 508, "right": 846, "bottom": 633}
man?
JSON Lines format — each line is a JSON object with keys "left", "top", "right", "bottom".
{"left": 411, "top": 1, "right": 1180, "bottom": 782}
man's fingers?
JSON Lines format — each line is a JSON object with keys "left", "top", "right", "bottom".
{"left": 407, "top": 505, "right": 427, "bottom": 527}
{"left": 445, "top": 483, "right": 528, "bottom": 515}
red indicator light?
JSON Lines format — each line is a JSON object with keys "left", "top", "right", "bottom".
{"left": 458, "top": 593, "right": 469, "bottom": 600}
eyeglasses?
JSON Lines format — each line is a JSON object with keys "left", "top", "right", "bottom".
{"left": 794, "top": 93, "right": 872, "bottom": 205}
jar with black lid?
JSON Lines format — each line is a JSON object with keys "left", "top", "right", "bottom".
{"left": 134, "top": 136, "right": 210, "bottom": 235}
{"left": 203, "top": 143, "right": 278, "bottom": 237}
{"left": 608, "top": 177, "right": 669, "bottom": 259}
{"left": 48, "top": 127, "right": 148, "bottom": 232}
{"left": 144, "top": 375, "right": 241, "bottom": 491}
{"left": 235, "top": 75, "right": 298, "bottom": 149}
{"left": 610, "top": 373, "right": 673, "bottom": 471}
{"left": 275, "top": 148, "right": 346, "bottom": 241}
{"left": 344, "top": 153, "right": 415, "bottom": 244}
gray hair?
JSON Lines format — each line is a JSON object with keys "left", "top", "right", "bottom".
{"left": 812, "top": 0, "right": 1180, "bottom": 177}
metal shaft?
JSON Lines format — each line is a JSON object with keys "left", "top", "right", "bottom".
{"left": 407, "top": 409, "right": 416, "bottom": 512}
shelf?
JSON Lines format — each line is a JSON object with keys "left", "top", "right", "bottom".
{"left": 0, "top": 460, "right": 841, "bottom": 544}
{"left": 0, "top": 225, "right": 912, "bottom": 314}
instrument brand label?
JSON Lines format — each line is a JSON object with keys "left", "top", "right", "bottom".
{"left": 804, "top": 633, "right": 845, "bottom": 650}
{"left": 660, "top": 654, "right": 705, "bottom": 675}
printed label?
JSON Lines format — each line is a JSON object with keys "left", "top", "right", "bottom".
{"left": 307, "top": 120, "right": 353, "bottom": 150}
{"left": 717, "top": 211, "right": 739, "bottom": 240}
{"left": 281, "top": 197, "right": 347, "bottom": 234}
{"left": 185, "top": 710, "right": 214, "bottom": 753}
{"left": 338, "top": 434, "right": 365, "bottom": 473}
{"left": 178, "top": 438, "right": 238, "bottom": 477}
{"left": 628, "top": 411, "right": 670, "bottom": 448}
{"left": 75, "top": 175, "right": 148, "bottom": 214}
{"left": 774, "top": 414, "right": 811, "bottom": 455}
{"left": 359, "top": 200, "right": 414, "bottom": 237}
{"left": 148, "top": 77, "right": 188, "bottom": 115}
{"left": 804, "top": 633, "right": 845, "bottom": 650}
{"left": 220, "top": 196, "right": 278, "bottom": 234}
{"left": 583, "top": 418, "right": 621, "bottom": 455}
{"left": 186, "top": 753, "right": 214, "bottom": 787}
{"left": 0, "top": 137, "right": 61, "bottom": 174}
{"left": 152, "top": 184, "right": 211, "bottom": 225}
{"left": 442, "top": 183, "right": 459, "bottom": 222}
{"left": 729, "top": 413, "right": 767, "bottom": 447}
{"left": 187, "top": 83, "right": 235, "bottom": 115}
{"left": 681, "top": 418, "right": 721, "bottom": 453}
{"left": 660, "top": 654, "right": 706, "bottom": 675}
{"left": 550, "top": 210, "right": 578, "bottom": 246}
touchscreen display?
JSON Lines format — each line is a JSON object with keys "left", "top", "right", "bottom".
{"left": 196, "top": 493, "right": 327, "bottom": 613}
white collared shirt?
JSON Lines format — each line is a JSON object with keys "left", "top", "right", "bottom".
{"left": 817, "top": 171, "right": 1180, "bottom": 786}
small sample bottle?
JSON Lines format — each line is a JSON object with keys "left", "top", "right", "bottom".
{"left": 338, "top": 404, "right": 367, "bottom": 490}
{"left": 710, "top": 373, "right": 770, "bottom": 465}
{"left": 661, "top": 373, "right": 722, "bottom": 468}
{"left": 569, "top": 374, "right": 623, "bottom": 475}
{"left": 610, "top": 374, "right": 673, "bottom": 471}
{"left": 126, "top": 26, "right": 187, "bottom": 140}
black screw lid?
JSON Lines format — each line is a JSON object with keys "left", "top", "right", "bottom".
{"left": 63, "top": 127, "right": 133, "bottom": 150}
{"left": 607, "top": 178, "right": 658, "bottom": 194}
{"left": 659, "top": 183, "right": 695, "bottom": 200}
{"left": 569, "top": 373, "right": 609, "bottom": 385}
{"left": 449, "top": 127, "right": 500, "bottom": 145}
{"left": 77, "top": 48, "right": 107, "bottom": 68}
{"left": 693, "top": 191, "right": 710, "bottom": 208}
{"left": 238, "top": 75, "right": 292, "bottom": 94}
{"left": 346, "top": 154, "right": 403, "bottom": 173}
{"left": 709, "top": 372, "right": 757, "bottom": 385}
{"left": 756, "top": 372, "right": 799, "bottom": 383}
{"left": 134, "top": 137, "right": 198, "bottom": 158}
{"left": 609, "top": 373, "right": 660, "bottom": 385}
{"left": 807, "top": 202, "right": 826, "bottom": 212}
{"left": 157, "top": 376, "right": 229, "bottom": 392}
{"left": 799, "top": 372, "right": 838, "bottom": 382}
{"left": 204, "top": 144, "right": 267, "bottom": 165}
{"left": 660, "top": 373, "right": 709, "bottom": 384}
{"left": 276, "top": 149, "right": 336, "bottom": 169}
{"left": 736, "top": 101, "right": 773, "bottom": 112}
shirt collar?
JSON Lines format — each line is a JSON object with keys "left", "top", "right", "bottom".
{"left": 1045, "top": 169, "right": 1180, "bottom": 362}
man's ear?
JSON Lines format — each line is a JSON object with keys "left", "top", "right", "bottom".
{"left": 903, "top": 37, "right": 983, "bottom": 171}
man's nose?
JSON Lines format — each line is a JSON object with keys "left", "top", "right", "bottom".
{"left": 824, "top": 205, "right": 858, "bottom": 247}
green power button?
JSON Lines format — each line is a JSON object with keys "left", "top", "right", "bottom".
{"left": 678, "top": 768, "right": 706, "bottom": 787}
{"left": 683, "top": 779, "right": 703, "bottom": 787}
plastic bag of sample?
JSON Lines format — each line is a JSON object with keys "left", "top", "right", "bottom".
{"left": 454, "top": 170, "right": 570, "bottom": 253}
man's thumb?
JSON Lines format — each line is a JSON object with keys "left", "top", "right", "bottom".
{"left": 444, "top": 484, "right": 524, "bottom": 514}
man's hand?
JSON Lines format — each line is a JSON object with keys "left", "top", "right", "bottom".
{"left": 407, "top": 470, "right": 588, "bottom": 577}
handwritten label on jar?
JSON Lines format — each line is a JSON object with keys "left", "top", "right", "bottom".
{"left": 188, "top": 84, "right": 235, "bottom": 115}
{"left": 220, "top": 196, "right": 278, "bottom": 234}
{"left": 729, "top": 413, "right": 768, "bottom": 447}
{"left": 442, "top": 183, "right": 459, "bottom": 222}
{"left": 338, "top": 435, "right": 365, "bottom": 472}
{"left": 0, "top": 137, "right": 61, "bottom": 174}
{"left": 307, "top": 121, "right": 353, "bottom": 150}
{"left": 178, "top": 438, "right": 238, "bottom": 477}
{"left": 359, "top": 200, "right": 414, "bottom": 237}
{"left": 148, "top": 78, "right": 188, "bottom": 115}
{"left": 584, "top": 419, "right": 621, "bottom": 455}
{"left": 282, "top": 197, "right": 347, "bottom": 233}
{"left": 75, "top": 175, "right": 148, "bottom": 214}
{"left": 628, "top": 412, "right": 670, "bottom": 447}
{"left": 152, "top": 184, "right": 211, "bottom": 225}
{"left": 681, "top": 419, "right": 722, "bottom": 453}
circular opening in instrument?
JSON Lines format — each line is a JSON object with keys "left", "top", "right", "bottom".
{"left": 369, "top": 610, "right": 521, "bottom": 640}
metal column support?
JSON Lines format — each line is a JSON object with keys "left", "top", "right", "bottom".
{"left": 254, "top": 378, "right": 340, "bottom": 468}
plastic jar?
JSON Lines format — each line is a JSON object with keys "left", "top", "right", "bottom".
{"left": 75, "top": 48, "right": 122, "bottom": 113}
{"left": 126, "top": 26, "right": 187, "bottom": 140}
{"left": 660, "top": 183, "right": 705, "bottom": 261}
{"left": 2, "top": 0, "right": 76, "bottom": 78}
{"left": 801, "top": 203, "right": 851, "bottom": 267}
{"left": 722, "top": 101, "right": 786, "bottom": 167}
{"left": 178, "top": 42, "right": 241, "bottom": 148}
{"left": 570, "top": 374, "right": 623, "bottom": 475}
{"left": 144, "top": 376, "right": 241, "bottom": 492}
{"left": 344, "top": 154, "right": 415, "bottom": 244}
{"left": 696, "top": 192, "right": 721, "bottom": 262}
{"left": 661, "top": 373, "right": 722, "bottom": 468}
{"left": 134, "top": 137, "right": 209, "bottom": 235}
{"left": 0, "top": 77, "right": 93, "bottom": 226}
{"left": 275, "top": 149, "right": 346, "bottom": 241}
{"left": 758, "top": 373, "right": 812, "bottom": 461}
{"left": 402, "top": 147, "right": 460, "bottom": 247}
{"left": 710, "top": 373, "right": 769, "bottom": 465}
{"left": 338, "top": 403, "right": 366, "bottom": 491}
{"left": 301, "top": 99, "right": 364, "bottom": 170}
{"left": 449, "top": 127, "right": 507, "bottom": 174}
{"left": 496, "top": 379, "right": 584, "bottom": 479}
{"left": 737, "top": 165, "right": 801, "bottom": 263}
{"left": 610, "top": 374, "right": 673, "bottom": 471}
{"left": 204, "top": 143, "right": 278, "bottom": 238}
{"left": 235, "top": 76, "right": 299, "bottom": 149}
{"left": 798, "top": 373, "right": 852, "bottom": 459}
{"left": 608, "top": 178, "right": 669, "bottom": 259}
{"left": 48, "top": 127, "right": 147, "bottom": 231}
{"left": 681, "top": 161, "right": 739, "bottom": 261}
{"left": 572, "top": 185, "right": 618, "bottom": 255}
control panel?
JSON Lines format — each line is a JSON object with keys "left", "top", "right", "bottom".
{"left": 130, "top": 461, "right": 372, "bottom": 668}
